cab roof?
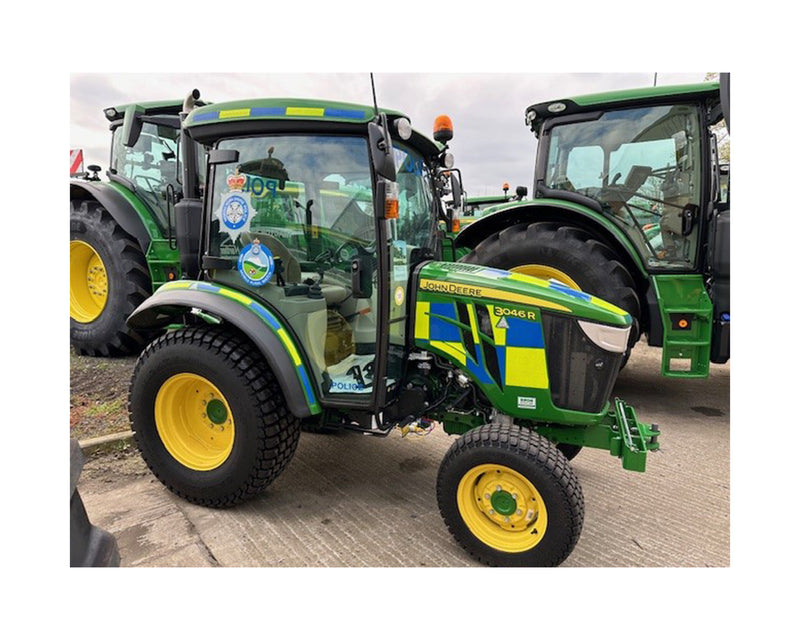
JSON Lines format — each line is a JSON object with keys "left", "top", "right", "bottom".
{"left": 526, "top": 81, "right": 721, "bottom": 133}
{"left": 104, "top": 99, "right": 188, "bottom": 122}
{"left": 185, "top": 98, "right": 405, "bottom": 128}
{"left": 184, "top": 97, "right": 444, "bottom": 159}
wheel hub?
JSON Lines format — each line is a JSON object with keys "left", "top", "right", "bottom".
{"left": 509, "top": 264, "right": 582, "bottom": 290}
{"left": 154, "top": 373, "right": 235, "bottom": 471}
{"left": 457, "top": 464, "right": 548, "bottom": 552}
{"left": 70, "top": 240, "right": 109, "bottom": 322}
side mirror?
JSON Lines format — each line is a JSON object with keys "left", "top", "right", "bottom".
{"left": 122, "top": 105, "right": 144, "bottom": 148}
{"left": 208, "top": 148, "right": 240, "bottom": 165}
{"left": 450, "top": 172, "right": 463, "bottom": 209}
{"left": 368, "top": 115, "right": 397, "bottom": 181}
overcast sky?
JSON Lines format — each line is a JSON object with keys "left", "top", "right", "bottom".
{"left": 70, "top": 72, "right": 709, "bottom": 196}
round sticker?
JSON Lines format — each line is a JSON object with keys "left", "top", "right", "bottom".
{"left": 394, "top": 286, "right": 405, "bottom": 306}
{"left": 220, "top": 193, "right": 250, "bottom": 231}
{"left": 237, "top": 240, "right": 274, "bottom": 287}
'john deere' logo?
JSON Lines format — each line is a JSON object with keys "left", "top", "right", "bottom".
{"left": 237, "top": 239, "right": 274, "bottom": 287}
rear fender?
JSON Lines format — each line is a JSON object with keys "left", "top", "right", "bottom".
{"left": 453, "top": 200, "right": 648, "bottom": 279}
{"left": 70, "top": 180, "right": 154, "bottom": 253}
{"left": 127, "top": 281, "right": 321, "bottom": 418}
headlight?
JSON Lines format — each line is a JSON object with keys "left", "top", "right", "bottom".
{"left": 394, "top": 117, "right": 413, "bottom": 140}
{"left": 577, "top": 320, "right": 630, "bottom": 354}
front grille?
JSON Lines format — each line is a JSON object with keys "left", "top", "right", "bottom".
{"left": 542, "top": 313, "right": 624, "bottom": 413}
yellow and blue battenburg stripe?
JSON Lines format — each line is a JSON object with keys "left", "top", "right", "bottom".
{"left": 414, "top": 299, "right": 549, "bottom": 391}
{"left": 191, "top": 105, "right": 367, "bottom": 123}
{"left": 160, "top": 281, "right": 320, "bottom": 413}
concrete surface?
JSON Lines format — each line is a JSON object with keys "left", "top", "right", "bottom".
{"left": 76, "top": 342, "right": 729, "bottom": 567}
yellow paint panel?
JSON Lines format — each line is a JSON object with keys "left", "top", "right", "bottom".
{"left": 219, "top": 108, "right": 251, "bottom": 119}
{"left": 466, "top": 304, "right": 480, "bottom": 342}
{"left": 278, "top": 328, "right": 302, "bottom": 365}
{"left": 161, "top": 281, "right": 192, "bottom": 291}
{"left": 505, "top": 347, "right": 549, "bottom": 389}
{"left": 219, "top": 287, "right": 255, "bottom": 307}
{"left": 415, "top": 301, "right": 430, "bottom": 340}
{"left": 286, "top": 107, "right": 325, "bottom": 117}
{"left": 590, "top": 295, "right": 628, "bottom": 317}
{"left": 430, "top": 340, "right": 467, "bottom": 366}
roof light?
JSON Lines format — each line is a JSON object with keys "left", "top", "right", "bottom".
{"left": 547, "top": 102, "right": 567, "bottom": 113}
{"left": 395, "top": 117, "right": 412, "bottom": 140}
{"left": 104, "top": 108, "right": 117, "bottom": 118}
{"left": 442, "top": 152, "right": 454, "bottom": 169}
{"left": 433, "top": 114, "right": 453, "bottom": 143}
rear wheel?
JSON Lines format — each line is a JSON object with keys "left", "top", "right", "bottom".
{"left": 70, "top": 200, "right": 152, "bottom": 356}
{"left": 437, "top": 423, "right": 584, "bottom": 567}
{"left": 129, "top": 326, "right": 300, "bottom": 507}
{"left": 463, "top": 221, "right": 641, "bottom": 359}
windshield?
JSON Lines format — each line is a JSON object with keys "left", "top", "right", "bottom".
{"left": 543, "top": 104, "right": 702, "bottom": 268}
{"left": 209, "top": 134, "right": 376, "bottom": 277}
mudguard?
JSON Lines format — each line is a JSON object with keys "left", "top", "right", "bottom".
{"left": 453, "top": 199, "right": 648, "bottom": 278}
{"left": 70, "top": 179, "right": 154, "bottom": 254}
{"left": 127, "top": 281, "right": 321, "bottom": 418}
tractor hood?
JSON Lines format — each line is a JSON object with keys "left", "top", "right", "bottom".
{"left": 417, "top": 261, "right": 630, "bottom": 327}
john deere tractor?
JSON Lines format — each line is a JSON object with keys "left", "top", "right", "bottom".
{"left": 125, "top": 91, "right": 659, "bottom": 567}
{"left": 456, "top": 77, "right": 730, "bottom": 378}
{"left": 70, "top": 98, "right": 205, "bottom": 356}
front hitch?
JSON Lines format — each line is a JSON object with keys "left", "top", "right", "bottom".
{"left": 535, "top": 398, "right": 660, "bottom": 472}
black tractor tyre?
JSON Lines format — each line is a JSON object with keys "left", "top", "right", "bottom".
{"left": 463, "top": 221, "right": 641, "bottom": 358}
{"left": 128, "top": 326, "right": 301, "bottom": 508}
{"left": 70, "top": 200, "right": 152, "bottom": 356}
{"left": 437, "top": 423, "right": 584, "bottom": 567}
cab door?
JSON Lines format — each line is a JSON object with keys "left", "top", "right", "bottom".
{"left": 378, "top": 142, "right": 439, "bottom": 407}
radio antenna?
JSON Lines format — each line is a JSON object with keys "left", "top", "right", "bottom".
{"left": 370, "top": 72, "right": 379, "bottom": 116}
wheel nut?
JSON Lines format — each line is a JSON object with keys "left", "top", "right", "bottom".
{"left": 504, "top": 517, "right": 510, "bottom": 523}
{"left": 488, "top": 509, "right": 495, "bottom": 515}
{"left": 484, "top": 494, "right": 491, "bottom": 500}
{"left": 516, "top": 509, "right": 522, "bottom": 516}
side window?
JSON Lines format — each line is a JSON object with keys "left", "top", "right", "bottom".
{"left": 110, "top": 122, "right": 179, "bottom": 233}
{"left": 566, "top": 146, "right": 603, "bottom": 189}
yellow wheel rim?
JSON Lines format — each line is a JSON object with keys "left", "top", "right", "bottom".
{"left": 457, "top": 463, "right": 548, "bottom": 553}
{"left": 154, "top": 373, "right": 235, "bottom": 471}
{"left": 510, "top": 264, "right": 581, "bottom": 290}
{"left": 70, "top": 240, "right": 109, "bottom": 322}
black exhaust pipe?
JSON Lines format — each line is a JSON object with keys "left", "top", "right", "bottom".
{"left": 176, "top": 89, "right": 203, "bottom": 279}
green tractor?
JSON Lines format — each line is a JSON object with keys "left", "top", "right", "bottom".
{"left": 69, "top": 98, "right": 205, "bottom": 356}
{"left": 456, "top": 77, "right": 730, "bottom": 378}
{"left": 125, "top": 91, "right": 660, "bottom": 567}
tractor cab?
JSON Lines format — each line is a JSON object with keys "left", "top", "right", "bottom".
{"left": 526, "top": 83, "right": 725, "bottom": 271}
{"left": 151, "top": 98, "right": 453, "bottom": 421}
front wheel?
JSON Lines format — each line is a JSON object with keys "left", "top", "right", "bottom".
{"left": 437, "top": 423, "right": 584, "bottom": 567}
{"left": 129, "top": 326, "right": 300, "bottom": 507}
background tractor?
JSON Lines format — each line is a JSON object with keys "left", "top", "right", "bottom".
{"left": 455, "top": 76, "right": 730, "bottom": 378}
{"left": 70, "top": 98, "right": 205, "bottom": 356}
{"left": 124, "top": 90, "right": 659, "bottom": 567}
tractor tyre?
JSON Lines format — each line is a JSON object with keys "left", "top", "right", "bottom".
{"left": 437, "top": 423, "right": 584, "bottom": 567}
{"left": 70, "top": 200, "right": 152, "bottom": 356}
{"left": 463, "top": 221, "right": 641, "bottom": 361}
{"left": 128, "top": 326, "right": 301, "bottom": 507}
